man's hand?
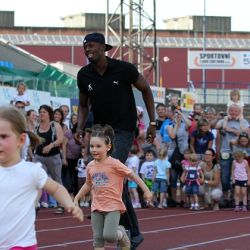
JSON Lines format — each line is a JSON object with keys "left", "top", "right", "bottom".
{"left": 146, "top": 125, "right": 156, "bottom": 143}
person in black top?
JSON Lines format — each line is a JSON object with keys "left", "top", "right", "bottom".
{"left": 77, "top": 32, "right": 156, "bottom": 249}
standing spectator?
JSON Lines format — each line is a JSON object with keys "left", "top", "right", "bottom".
{"left": 230, "top": 131, "right": 250, "bottom": 165}
{"left": 74, "top": 124, "right": 152, "bottom": 250}
{"left": 231, "top": 150, "right": 250, "bottom": 212}
{"left": 62, "top": 123, "right": 82, "bottom": 198}
{"left": 53, "top": 108, "right": 68, "bottom": 132}
{"left": 139, "top": 149, "right": 156, "bottom": 191}
{"left": 70, "top": 113, "right": 78, "bottom": 129}
{"left": 10, "top": 82, "right": 30, "bottom": 107}
{"left": 76, "top": 32, "right": 156, "bottom": 249}
{"left": 125, "top": 145, "right": 141, "bottom": 209}
{"left": 199, "top": 148, "right": 222, "bottom": 210}
{"left": 34, "top": 105, "right": 64, "bottom": 214}
{"left": 216, "top": 104, "right": 249, "bottom": 207}
{"left": 181, "top": 153, "right": 204, "bottom": 210}
{"left": 26, "top": 109, "right": 38, "bottom": 133}
{"left": 190, "top": 118, "right": 214, "bottom": 158}
{"left": 0, "top": 106, "right": 83, "bottom": 249}
{"left": 168, "top": 108, "right": 190, "bottom": 207}
{"left": 60, "top": 104, "right": 70, "bottom": 130}
{"left": 76, "top": 146, "right": 91, "bottom": 207}
{"left": 203, "top": 107, "right": 218, "bottom": 152}
{"left": 155, "top": 103, "right": 168, "bottom": 148}
{"left": 151, "top": 147, "right": 171, "bottom": 208}
{"left": 226, "top": 90, "right": 244, "bottom": 120}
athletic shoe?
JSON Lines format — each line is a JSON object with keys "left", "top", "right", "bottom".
{"left": 234, "top": 205, "right": 241, "bottom": 212}
{"left": 79, "top": 200, "right": 85, "bottom": 207}
{"left": 242, "top": 205, "right": 248, "bottom": 212}
{"left": 117, "top": 225, "right": 131, "bottom": 250}
{"left": 40, "top": 202, "right": 49, "bottom": 208}
{"left": 213, "top": 203, "right": 220, "bottom": 211}
{"left": 83, "top": 201, "right": 90, "bottom": 207}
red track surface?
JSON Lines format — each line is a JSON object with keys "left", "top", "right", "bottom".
{"left": 36, "top": 207, "right": 250, "bottom": 250}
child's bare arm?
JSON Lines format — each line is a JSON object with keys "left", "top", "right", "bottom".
{"left": 74, "top": 183, "right": 92, "bottom": 204}
{"left": 43, "top": 178, "right": 83, "bottom": 222}
{"left": 128, "top": 172, "right": 152, "bottom": 202}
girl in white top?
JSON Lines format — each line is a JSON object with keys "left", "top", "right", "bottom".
{"left": 231, "top": 150, "right": 250, "bottom": 212}
{"left": 0, "top": 106, "right": 83, "bottom": 250}
{"left": 10, "top": 82, "right": 31, "bottom": 107}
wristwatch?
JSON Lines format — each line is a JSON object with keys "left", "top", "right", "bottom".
{"left": 149, "top": 121, "right": 157, "bottom": 126}
{"left": 205, "top": 180, "right": 208, "bottom": 184}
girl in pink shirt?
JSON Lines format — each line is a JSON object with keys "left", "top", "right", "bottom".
{"left": 74, "top": 124, "right": 152, "bottom": 250}
{"left": 232, "top": 150, "right": 250, "bottom": 212}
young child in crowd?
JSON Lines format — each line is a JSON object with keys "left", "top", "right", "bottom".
{"left": 224, "top": 90, "right": 245, "bottom": 129}
{"left": 0, "top": 106, "right": 83, "bottom": 250}
{"left": 125, "top": 145, "right": 141, "bottom": 209}
{"left": 190, "top": 118, "right": 214, "bottom": 159}
{"left": 139, "top": 149, "right": 156, "bottom": 191}
{"left": 74, "top": 124, "right": 152, "bottom": 250}
{"left": 227, "top": 90, "right": 244, "bottom": 119}
{"left": 231, "top": 150, "right": 250, "bottom": 212}
{"left": 10, "top": 82, "right": 30, "bottom": 107}
{"left": 181, "top": 148, "right": 193, "bottom": 207}
{"left": 76, "top": 147, "right": 91, "bottom": 207}
{"left": 151, "top": 147, "right": 171, "bottom": 208}
{"left": 181, "top": 153, "right": 204, "bottom": 210}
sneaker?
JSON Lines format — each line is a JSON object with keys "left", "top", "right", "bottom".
{"left": 163, "top": 200, "right": 168, "bottom": 208}
{"left": 234, "top": 205, "right": 241, "bottom": 212}
{"left": 134, "top": 203, "right": 141, "bottom": 209}
{"left": 83, "top": 201, "right": 90, "bottom": 207}
{"left": 242, "top": 205, "right": 248, "bottom": 212}
{"left": 194, "top": 205, "right": 200, "bottom": 211}
{"left": 40, "top": 202, "right": 49, "bottom": 208}
{"left": 54, "top": 206, "right": 64, "bottom": 214}
{"left": 117, "top": 225, "right": 131, "bottom": 250}
{"left": 157, "top": 204, "right": 163, "bottom": 209}
{"left": 189, "top": 205, "right": 195, "bottom": 210}
{"left": 213, "top": 203, "right": 220, "bottom": 211}
{"left": 79, "top": 200, "right": 85, "bottom": 207}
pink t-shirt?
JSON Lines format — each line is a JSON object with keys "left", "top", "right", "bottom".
{"left": 233, "top": 159, "right": 248, "bottom": 181}
{"left": 86, "top": 156, "right": 132, "bottom": 213}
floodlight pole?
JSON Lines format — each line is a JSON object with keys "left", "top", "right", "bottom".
{"left": 202, "top": 0, "right": 207, "bottom": 105}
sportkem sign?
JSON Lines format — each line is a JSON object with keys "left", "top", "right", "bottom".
{"left": 188, "top": 51, "right": 250, "bottom": 69}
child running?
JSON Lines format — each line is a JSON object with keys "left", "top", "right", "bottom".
{"left": 74, "top": 124, "right": 152, "bottom": 250}
{"left": 232, "top": 150, "right": 250, "bottom": 212}
{"left": 0, "top": 106, "right": 83, "bottom": 250}
{"left": 181, "top": 153, "right": 204, "bottom": 210}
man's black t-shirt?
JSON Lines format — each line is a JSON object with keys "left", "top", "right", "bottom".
{"left": 77, "top": 57, "right": 139, "bottom": 131}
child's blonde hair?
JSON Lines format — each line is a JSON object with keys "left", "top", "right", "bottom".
{"left": 17, "top": 82, "right": 27, "bottom": 91}
{"left": 158, "top": 147, "right": 167, "bottom": 159}
{"left": 0, "top": 106, "right": 41, "bottom": 149}
{"left": 189, "top": 153, "right": 199, "bottom": 163}
{"left": 230, "top": 90, "right": 240, "bottom": 100}
{"left": 232, "top": 150, "right": 246, "bottom": 159}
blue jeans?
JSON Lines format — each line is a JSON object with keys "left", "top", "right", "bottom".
{"left": 219, "top": 156, "right": 233, "bottom": 192}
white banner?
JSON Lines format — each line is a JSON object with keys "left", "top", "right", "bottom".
{"left": 188, "top": 51, "right": 250, "bottom": 69}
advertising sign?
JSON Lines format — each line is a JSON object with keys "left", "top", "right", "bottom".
{"left": 188, "top": 51, "right": 250, "bottom": 69}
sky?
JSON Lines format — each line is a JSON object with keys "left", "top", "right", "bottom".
{"left": 1, "top": 0, "right": 250, "bottom": 32}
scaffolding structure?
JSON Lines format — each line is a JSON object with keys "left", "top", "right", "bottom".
{"left": 105, "top": 0, "right": 157, "bottom": 84}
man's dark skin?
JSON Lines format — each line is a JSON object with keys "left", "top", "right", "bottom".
{"left": 77, "top": 39, "right": 156, "bottom": 249}
{"left": 77, "top": 41, "right": 156, "bottom": 142}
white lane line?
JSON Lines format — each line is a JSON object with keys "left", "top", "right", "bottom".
{"left": 166, "top": 233, "right": 250, "bottom": 250}
{"left": 142, "top": 216, "right": 250, "bottom": 234}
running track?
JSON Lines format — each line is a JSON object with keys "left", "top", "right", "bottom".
{"left": 36, "top": 207, "right": 250, "bottom": 249}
